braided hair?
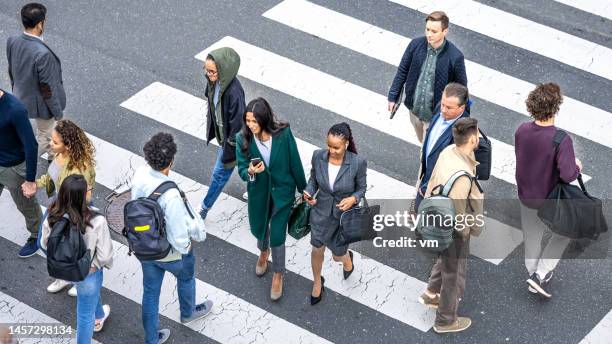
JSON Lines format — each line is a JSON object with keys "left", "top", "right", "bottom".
{"left": 328, "top": 122, "right": 357, "bottom": 154}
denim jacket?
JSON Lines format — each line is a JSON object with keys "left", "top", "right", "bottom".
{"left": 131, "top": 166, "right": 206, "bottom": 261}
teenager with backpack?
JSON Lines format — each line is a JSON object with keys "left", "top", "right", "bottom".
{"left": 39, "top": 174, "right": 113, "bottom": 343}
{"left": 129, "top": 133, "right": 210, "bottom": 344}
{"left": 515, "top": 83, "right": 582, "bottom": 298}
{"left": 36, "top": 119, "right": 96, "bottom": 297}
{"left": 418, "top": 118, "right": 484, "bottom": 334}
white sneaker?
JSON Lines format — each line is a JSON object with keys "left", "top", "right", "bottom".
{"left": 47, "top": 279, "right": 70, "bottom": 293}
{"left": 242, "top": 192, "right": 248, "bottom": 200}
{"left": 68, "top": 286, "right": 77, "bottom": 297}
{"left": 94, "top": 304, "right": 110, "bottom": 332}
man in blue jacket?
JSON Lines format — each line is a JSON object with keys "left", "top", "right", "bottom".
{"left": 387, "top": 11, "right": 467, "bottom": 143}
{"left": 416, "top": 83, "right": 471, "bottom": 209}
{"left": 0, "top": 89, "right": 43, "bottom": 258}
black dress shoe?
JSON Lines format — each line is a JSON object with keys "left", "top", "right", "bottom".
{"left": 310, "top": 276, "right": 325, "bottom": 306}
{"left": 343, "top": 250, "right": 354, "bottom": 280}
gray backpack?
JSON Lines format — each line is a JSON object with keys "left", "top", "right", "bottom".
{"left": 415, "top": 171, "right": 474, "bottom": 252}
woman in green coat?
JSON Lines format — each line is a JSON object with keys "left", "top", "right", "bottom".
{"left": 236, "top": 98, "right": 306, "bottom": 301}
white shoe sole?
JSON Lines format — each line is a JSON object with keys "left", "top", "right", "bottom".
{"left": 47, "top": 281, "right": 70, "bottom": 293}
{"left": 526, "top": 279, "right": 552, "bottom": 298}
{"left": 94, "top": 305, "right": 110, "bottom": 332}
{"left": 418, "top": 296, "right": 439, "bottom": 309}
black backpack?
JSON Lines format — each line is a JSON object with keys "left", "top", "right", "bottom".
{"left": 537, "top": 130, "right": 608, "bottom": 239}
{"left": 122, "top": 181, "right": 194, "bottom": 261}
{"left": 46, "top": 212, "right": 102, "bottom": 282}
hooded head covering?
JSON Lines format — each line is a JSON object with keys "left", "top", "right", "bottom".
{"left": 206, "top": 47, "right": 240, "bottom": 94}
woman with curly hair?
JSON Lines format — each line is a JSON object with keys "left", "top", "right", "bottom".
{"left": 36, "top": 119, "right": 98, "bottom": 299}
{"left": 515, "top": 82, "right": 582, "bottom": 299}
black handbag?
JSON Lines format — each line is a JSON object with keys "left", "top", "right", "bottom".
{"left": 537, "top": 130, "right": 608, "bottom": 239}
{"left": 475, "top": 128, "right": 492, "bottom": 181}
{"left": 333, "top": 198, "right": 381, "bottom": 247}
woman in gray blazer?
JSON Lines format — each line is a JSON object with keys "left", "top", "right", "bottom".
{"left": 303, "top": 123, "right": 367, "bottom": 305}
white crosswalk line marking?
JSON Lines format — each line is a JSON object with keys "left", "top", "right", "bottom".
{"left": 79, "top": 132, "right": 436, "bottom": 331}
{"left": 0, "top": 193, "right": 332, "bottom": 344}
{"left": 194, "top": 36, "right": 592, "bottom": 185}
{"left": 0, "top": 290, "right": 101, "bottom": 344}
{"left": 387, "top": 0, "right": 612, "bottom": 80}
{"left": 553, "top": 0, "right": 612, "bottom": 21}
{"left": 120, "top": 82, "right": 412, "bottom": 199}
{"left": 121, "top": 82, "right": 523, "bottom": 265}
{"left": 263, "top": 0, "right": 609, "bottom": 161}
{"left": 580, "top": 308, "right": 612, "bottom": 344}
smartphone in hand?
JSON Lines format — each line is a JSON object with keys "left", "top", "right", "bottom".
{"left": 250, "top": 157, "right": 262, "bottom": 166}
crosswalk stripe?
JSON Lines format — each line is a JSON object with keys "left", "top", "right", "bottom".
{"left": 78, "top": 131, "right": 437, "bottom": 331}
{"left": 580, "top": 308, "right": 612, "bottom": 344}
{"left": 263, "top": 0, "right": 612, "bottom": 157}
{"left": 553, "top": 0, "right": 612, "bottom": 21}
{"left": 194, "top": 36, "right": 569, "bottom": 187}
{"left": 386, "top": 0, "right": 612, "bottom": 81}
{"left": 0, "top": 290, "right": 102, "bottom": 344}
{"left": 119, "top": 82, "right": 412, "bottom": 199}
{"left": 0, "top": 193, "right": 331, "bottom": 344}
{"left": 120, "top": 81, "right": 523, "bottom": 265}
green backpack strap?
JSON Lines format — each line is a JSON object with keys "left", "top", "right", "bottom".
{"left": 441, "top": 170, "right": 473, "bottom": 197}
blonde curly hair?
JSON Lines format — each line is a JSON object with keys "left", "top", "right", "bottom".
{"left": 54, "top": 119, "right": 96, "bottom": 172}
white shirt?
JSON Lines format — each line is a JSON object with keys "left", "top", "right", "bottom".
{"left": 254, "top": 136, "right": 272, "bottom": 166}
{"left": 23, "top": 31, "right": 43, "bottom": 41}
{"left": 328, "top": 163, "right": 341, "bottom": 191}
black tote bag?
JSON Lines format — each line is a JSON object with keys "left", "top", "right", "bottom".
{"left": 537, "top": 174, "right": 608, "bottom": 240}
{"left": 333, "top": 198, "right": 380, "bottom": 247}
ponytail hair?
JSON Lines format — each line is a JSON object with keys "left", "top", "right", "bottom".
{"left": 328, "top": 122, "right": 357, "bottom": 154}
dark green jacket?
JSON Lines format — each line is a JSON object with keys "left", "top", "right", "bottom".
{"left": 236, "top": 127, "right": 307, "bottom": 247}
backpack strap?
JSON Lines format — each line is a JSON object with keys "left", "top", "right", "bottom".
{"left": 147, "top": 181, "right": 195, "bottom": 219}
{"left": 552, "top": 129, "right": 567, "bottom": 155}
{"left": 441, "top": 171, "right": 473, "bottom": 197}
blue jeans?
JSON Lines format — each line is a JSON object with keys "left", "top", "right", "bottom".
{"left": 141, "top": 251, "right": 196, "bottom": 344}
{"left": 75, "top": 269, "right": 105, "bottom": 344}
{"left": 201, "top": 147, "right": 234, "bottom": 210}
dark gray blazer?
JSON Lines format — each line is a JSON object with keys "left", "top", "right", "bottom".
{"left": 6, "top": 33, "right": 66, "bottom": 120}
{"left": 305, "top": 149, "right": 367, "bottom": 227}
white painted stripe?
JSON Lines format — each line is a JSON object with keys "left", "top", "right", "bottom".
{"left": 580, "top": 308, "right": 612, "bottom": 344}
{"left": 120, "top": 82, "right": 523, "bottom": 265}
{"left": 554, "top": 0, "right": 612, "bottom": 21}
{"left": 0, "top": 194, "right": 331, "bottom": 344}
{"left": 79, "top": 127, "right": 435, "bottom": 331}
{"left": 120, "top": 82, "right": 412, "bottom": 199}
{"left": 387, "top": 0, "right": 612, "bottom": 80}
{"left": 262, "top": 0, "right": 605, "bottom": 173}
{"left": 0, "top": 290, "right": 102, "bottom": 344}
{"left": 195, "top": 36, "right": 592, "bottom": 184}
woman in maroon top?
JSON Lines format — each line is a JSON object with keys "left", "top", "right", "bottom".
{"left": 514, "top": 83, "right": 582, "bottom": 299}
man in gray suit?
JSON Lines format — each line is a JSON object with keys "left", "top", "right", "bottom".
{"left": 7, "top": 3, "right": 66, "bottom": 161}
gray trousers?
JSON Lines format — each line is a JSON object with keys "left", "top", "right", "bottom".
{"left": 520, "top": 204, "right": 570, "bottom": 278}
{"left": 256, "top": 201, "right": 286, "bottom": 273}
{"left": 0, "top": 162, "right": 42, "bottom": 238}
{"left": 427, "top": 236, "right": 470, "bottom": 327}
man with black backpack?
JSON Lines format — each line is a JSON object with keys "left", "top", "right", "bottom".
{"left": 129, "top": 133, "right": 211, "bottom": 344}
{"left": 417, "top": 118, "right": 484, "bottom": 334}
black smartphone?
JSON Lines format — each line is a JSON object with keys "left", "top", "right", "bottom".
{"left": 250, "top": 157, "right": 262, "bottom": 166}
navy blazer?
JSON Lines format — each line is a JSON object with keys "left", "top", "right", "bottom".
{"left": 418, "top": 102, "right": 471, "bottom": 192}
{"left": 388, "top": 37, "right": 467, "bottom": 118}
{"left": 305, "top": 149, "right": 367, "bottom": 227}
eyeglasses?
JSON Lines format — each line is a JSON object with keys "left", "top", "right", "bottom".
{"left": 204, "top": 68, "right": 218, "bottom": 76}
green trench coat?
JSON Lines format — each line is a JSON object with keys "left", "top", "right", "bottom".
{"left": 236, "top": 127, "right": 307, "bottom": 247}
